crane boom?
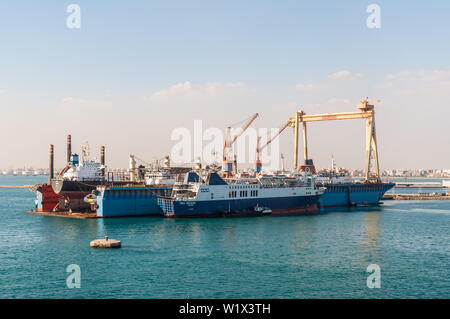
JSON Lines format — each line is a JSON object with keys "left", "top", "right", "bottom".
{"left": 230, "top": 113, "right": 259, "bottom": 145}
{"left": 253, "top": 121, "right": 289, "bottom": 173}
{"left": 259, "top": 121, "right": 290, "bottom": 151}
{"left": 223, "top": 113, "right": 259, "bottom": 160}
{"left": 222, "top": 113, "right": 259, "bottom": 177}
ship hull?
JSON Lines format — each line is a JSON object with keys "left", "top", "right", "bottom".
{"left": 51, "top": 179, "right": 103, "bottom": 199}
{"left": 51, "top": 179, "right": 105, "bottom": 211}
{"left": 319, "top": 182, "right": 394, "bottom": 207}
{"left": 96, "top": 186, "right": 171, "bottom": 217}
{"left": 33, "top": 184, "right": 63, "bottom": 212}
{"left": 158, "top": 195, "right": 321, "bottom": 218}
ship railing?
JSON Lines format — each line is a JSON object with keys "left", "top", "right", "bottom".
{"left": 173, "top": 184, "right": 195, "bottom": 191}
{"left": 172, "top": 194, "right": 197, "bottom": 200}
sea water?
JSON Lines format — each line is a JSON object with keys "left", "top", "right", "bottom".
{"left": 0, "top": 176, "right": 448, "bottom": 298}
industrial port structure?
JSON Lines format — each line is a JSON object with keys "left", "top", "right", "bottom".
{"left": 289, "top": 98, "right": 381, "bottom": 182}
{"left": 22, "top": 97, "right": 405, "bottom": 218}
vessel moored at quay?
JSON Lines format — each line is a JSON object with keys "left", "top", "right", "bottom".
{"left": 158, "top": 171, "right": 324, "bottom": 217}
{"left": 27, "top": 98, "right": 395, "bottom": 218}
{"left": 51, "top": 141, "right": 107, "bottom": 211}
{"left": 29, "top": 134, "right": 192, "bottom": 217}
{"left": 298, "top": 158, "right": 394, "bottom": 207}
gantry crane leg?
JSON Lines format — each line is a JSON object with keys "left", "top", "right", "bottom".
{"left": 364, "top": 111, "right": 380, "bottom": 182}
{"left": 294, "top": 112, "right": 300, "bottom": 169}
{"left": 302, "top": 122, "right": 308, "bottom": 164}
{"left": 289, "top": 98, "right": 381, "bottom": 182}
{"left": 365, "top": 115, "right": 373, "bottom": 181}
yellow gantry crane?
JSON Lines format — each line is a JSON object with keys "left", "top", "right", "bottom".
{"left": 288, "top": 98, "right": 381, "bottom": 182}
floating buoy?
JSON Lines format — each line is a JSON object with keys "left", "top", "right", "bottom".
{"left": 90, "top": 236, "right": 121, "bottom": 248}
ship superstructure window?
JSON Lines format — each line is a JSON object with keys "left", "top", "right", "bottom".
{"left": 239, "top": 190, "right": 248, "bottom": 197}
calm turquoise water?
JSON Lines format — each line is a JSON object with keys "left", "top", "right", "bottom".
{"left": 0, "top": 176, "right": 449, "bottom": 299}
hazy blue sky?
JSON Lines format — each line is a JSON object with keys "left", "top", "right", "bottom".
{"left": 0, "top": 1, "right": 449, "bottom": 170}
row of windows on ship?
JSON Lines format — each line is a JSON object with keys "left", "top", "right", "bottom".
{"left": 228, "top": 184, "right": 259, "bottom": 189}
{"left": 229, "top": 190, "right": 259, "bottom": 198}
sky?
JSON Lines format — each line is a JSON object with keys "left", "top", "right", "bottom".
{"left": 0, "top": 0, "right": 449, "bottom": 170}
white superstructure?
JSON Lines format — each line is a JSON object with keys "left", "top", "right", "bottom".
{"left": 145, "top": 170, "right": 176, "bottom": 186}
{"left": 61, "top": 142, "right": 105, "bottom": 181}
{"left": 171, "top": 172, "right": 322, "bottom": 201}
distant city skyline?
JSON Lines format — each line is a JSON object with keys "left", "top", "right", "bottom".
{"left": 1, "top": 1, "right": 449, "bottom": 170}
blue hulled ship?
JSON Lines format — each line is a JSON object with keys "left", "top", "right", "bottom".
{"left": 298, "top": 158, "right": 394, "bottom": 208}
{"left": 318, "top": 182, "right": 394, "bottom": 207}
{"left": 157, "top": 171, "right": 324, "bottom": 217}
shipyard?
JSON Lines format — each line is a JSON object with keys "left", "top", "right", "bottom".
{"left": 16, "top": 98, "right": 408, "bottom": 219}
{"left": 14, "top": 98, "right": 450, "bottom": 219}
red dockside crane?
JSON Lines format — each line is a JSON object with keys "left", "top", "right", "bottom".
{"left": 222, "top": 113, "right": 259, "bottom": 177}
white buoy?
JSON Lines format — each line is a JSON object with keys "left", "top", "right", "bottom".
{"left": 90, "top": 236, "right": 121, "bottom": 248}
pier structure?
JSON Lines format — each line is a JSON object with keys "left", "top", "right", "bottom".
{"left": 393, "top": 182, "right": 443, "bottom": 188}
{"left": 383, "top": 193, "right": 450, "bottom": 200}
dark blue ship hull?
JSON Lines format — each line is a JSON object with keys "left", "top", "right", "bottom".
{"left": 94, "top": 183, "right": 394, "bottom": 217}
{"left": 319, "top": 183, "right": 394, "bottom": 207}
{"left": 158, "top": 195, "right": 321, "bottom": 217}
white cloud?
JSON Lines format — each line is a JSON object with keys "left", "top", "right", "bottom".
{"left": 145, "top": 81, "right": 247, "bottom": 101}
{"left": 376, "top": 69, "right": 450, "bottom": 97}
{"left": 328, "top": 70, "right": 363, "bottom": 80}
{"left": 60, "top": 97, "right": 112, "bottom": 109}
{"left": 150, "top": 81, "right": 193, "bottom": 99}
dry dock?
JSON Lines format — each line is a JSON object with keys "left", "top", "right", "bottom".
{"left": 25, "top": 210, "right": 98, "bottom": 218}
{"left": 0, "top": 185, "right": 33, "bottom": 189}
